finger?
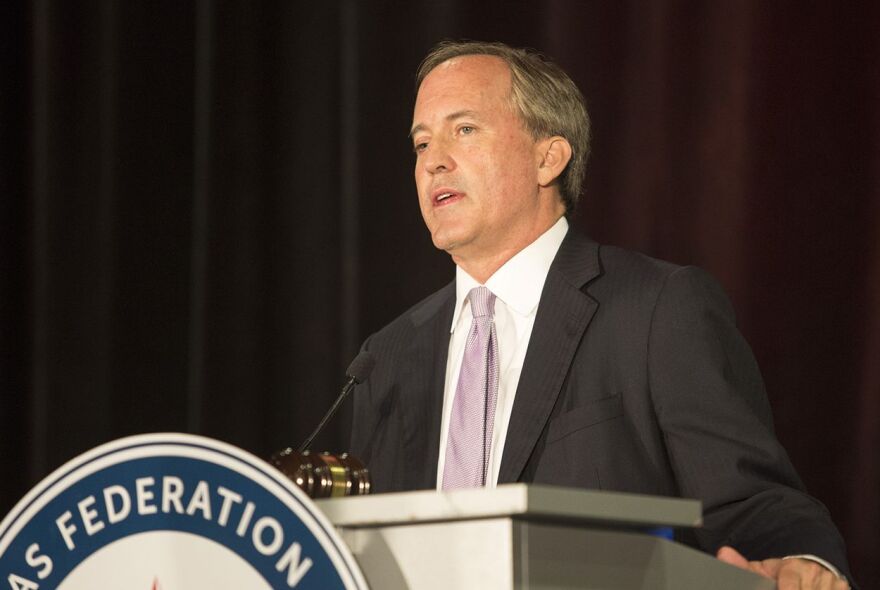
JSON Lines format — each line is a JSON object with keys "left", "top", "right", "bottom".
{"left": 716, "top": 546, "right": 777, "bottom": 579}
{"left": 818, "top": 568, "right": 851, "bottom": 590}
{"left": 812, "top": 569, "right": 836, "bottom": 590}
{"left": 774, "top": 562, "right": 802, "bottom": 589}
{"left": 756, "top": 557, "right": 784, "bottom": 579}
{"left": 775, "top": 558, "right": 838, "bottom": 590}
{"left": 716, "top": 545, "right": 750, "bottom": 569}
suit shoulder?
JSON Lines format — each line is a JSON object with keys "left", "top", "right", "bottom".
{"left": 598, "top": 244, "right": 683, "bottom": 283}
{"left": 586, "top": 244, "right": 682, "bottom": 304}
{"left": 364, "top": 280, "right": 454, "bottom": 351}
{"left": 594, "top": 244, "right": 733, "bottom": 316}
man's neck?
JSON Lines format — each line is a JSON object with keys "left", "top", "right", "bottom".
{"left": 451, "top": 214, "right": 566, "bottom": 283}
{"left": 452, "top": 250, "right": 521, "bottom": 284}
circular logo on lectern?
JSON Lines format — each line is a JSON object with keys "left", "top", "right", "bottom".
{"left": 0, "top": 433, "right": 368, "bottom": 589}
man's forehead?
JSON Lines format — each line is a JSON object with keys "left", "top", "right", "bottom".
{"left": 421, "top": 54, "right": 511, "bottom": 89}
{"left": 411, "top": 55, "right": 513, "bottom": 132}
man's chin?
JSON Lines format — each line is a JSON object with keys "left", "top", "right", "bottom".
{"left": 432, "top": 235, "right": 470, "bottom": 256}
{"left": 429, "top": 225, "right": 477, "bottom": 257}
{"left": 429, "top": 231, "right": 458, "bottom": 253}
{"left": 434, "top": 241, "right": 458, "bottom": 254}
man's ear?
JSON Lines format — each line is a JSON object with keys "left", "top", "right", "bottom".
{"left": 536, "top": 136, "right": 573, "bottom": 187}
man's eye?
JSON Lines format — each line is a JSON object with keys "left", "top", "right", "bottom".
{"left": 414, "top": 142, "right": 428, "bottom": 153}
{"left": 460, "top": 126, "right": 474, "bottom": 135}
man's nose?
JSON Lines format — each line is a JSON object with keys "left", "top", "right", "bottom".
{"left": 423, "top": 139, "right": 455, "bottom": 174}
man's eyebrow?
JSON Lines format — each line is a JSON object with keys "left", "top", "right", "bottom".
{"left": 408, "top": 123, "right": 426, "bottom": 140}
{"left": 408, "top": 110, "right": 480, "bottom": 139}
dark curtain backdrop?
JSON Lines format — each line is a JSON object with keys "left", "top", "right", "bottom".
{"left": 2, "top": 0, "right": 878, "bottom": 583}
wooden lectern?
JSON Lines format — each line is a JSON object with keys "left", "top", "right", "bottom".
{"left": 317, "top": 484, "right": 773, "bottom": 589}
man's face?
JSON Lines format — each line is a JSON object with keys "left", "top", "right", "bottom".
{"left": 411, "top": 55, "right": 548, "bottom": 262}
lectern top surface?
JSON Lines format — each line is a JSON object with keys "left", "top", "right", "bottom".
{"left": 316, "top": 484, "right": 702, "bottom": 529}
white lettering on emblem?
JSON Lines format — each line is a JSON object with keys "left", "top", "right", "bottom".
{"left": 276, "top": 541, "right": 313, "bottom": 587}
{"left": 25, "top": 543, "right": 53, "bottom": 579}
{"left": 185, "top": 481, "right": 212, "bottom": 520}
{"left": 252, "top": 516, "right": 283, "bottom": 556}
{"left": 103, "top": 485, "right": 131, "bottom": 524}
{"left": 77, "top": 495, "right": 105, "bottom": 535}
{"left": 55, "top": 510, "right": 77, "bottom": 551}
{"left": 216, "top": 486, "right": 243, "bottom": 527}
{"left": 162, "top": 476, "right": 185, "bottom": 514}
{"left": 135, "top": 477, "right": 158, "bottom": 515}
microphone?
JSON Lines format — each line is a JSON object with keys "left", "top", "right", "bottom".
{"left": 297, "top": 351, "right": 375, "bottom": 453}
{"left": 271, "top": 351, "right": 375, "bottom": 498}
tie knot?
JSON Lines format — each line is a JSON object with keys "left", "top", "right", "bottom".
{"left": 467, "top": 286, "right": 496, "bottom": 318}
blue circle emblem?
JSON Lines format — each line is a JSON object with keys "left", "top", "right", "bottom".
{"left": 0, "top": 434, "right": 368, "bottom": 589}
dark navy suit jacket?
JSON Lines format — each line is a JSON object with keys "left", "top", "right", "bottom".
{"left": 350, "top": 229, "right": 851, "bottom": 578}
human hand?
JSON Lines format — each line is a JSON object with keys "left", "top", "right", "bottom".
{"left": 716, "top": 545, "right": 849, "bottom": 589}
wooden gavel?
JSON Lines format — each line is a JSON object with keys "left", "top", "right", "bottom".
{"left": 270, "top": 448, "right": 371, "bottom": 499}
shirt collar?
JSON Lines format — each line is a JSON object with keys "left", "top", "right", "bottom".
{"left": 450, "top": 216, "right": 569, "bottom": 332}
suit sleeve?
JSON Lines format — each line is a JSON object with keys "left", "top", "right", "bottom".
{"left": 350, "top": 335, "right": 378, "bottom": 468}
{"left": 348, "top": 334, "right": 406, "bottom": 493}
{"left": 646, "top": 266, "right": 851, "bottom": 578}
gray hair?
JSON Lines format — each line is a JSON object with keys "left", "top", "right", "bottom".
{"left": 416, "top": 40, "right": 591, "bottom": 213}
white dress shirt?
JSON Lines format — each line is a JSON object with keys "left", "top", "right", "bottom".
{"left": 436, "top": 216, "right": 569, "bottom": 488}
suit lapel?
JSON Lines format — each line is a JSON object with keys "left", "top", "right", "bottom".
{"left": 498, "top": 231, "right": 602, "bottom": 483}
{"left": 401, "top": 283, "right": 455, "bottom": 490}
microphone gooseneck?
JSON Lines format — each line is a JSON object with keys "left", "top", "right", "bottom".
{"left": 297, "top": 351, "right": 375, "bottom": 453}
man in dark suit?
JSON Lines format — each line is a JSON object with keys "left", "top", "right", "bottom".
{"left": 350, "top": 40, "right": 851, "bottom": 588}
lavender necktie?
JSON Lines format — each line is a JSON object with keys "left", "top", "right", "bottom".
{"left": 443, "top": 286, "right": 499, "bottom": 489}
